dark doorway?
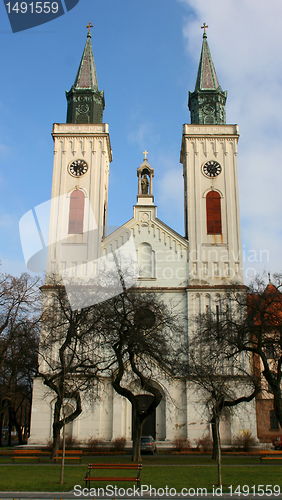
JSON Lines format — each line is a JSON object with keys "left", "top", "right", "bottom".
{"left": 132, "top": 395, "right": 156, "bottom": 439}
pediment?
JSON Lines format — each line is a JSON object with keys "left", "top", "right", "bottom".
{"left": 103, "top": 210, "right": 188, "bottom": 258}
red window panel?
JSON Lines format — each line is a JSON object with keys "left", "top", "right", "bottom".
{"left": 206, "top": 191, "right": 222, "bottom": 235}
{"left": 68, "top": 190, "right": 85, "bottom": 234}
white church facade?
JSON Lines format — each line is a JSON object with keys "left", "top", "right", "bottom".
{"left": 29, "top": 26, "right": 258, "bottom": 447}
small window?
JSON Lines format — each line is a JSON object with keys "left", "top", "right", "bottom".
{"left": 68, "top": 190, "right": 85, "bottom": 234}
{"left": 270, "top": 410, "right": 279, "bottom": 430}
{"left": 206, "top": 191, "right": 222, "bottom": 235}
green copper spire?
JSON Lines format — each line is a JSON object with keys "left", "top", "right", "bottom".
{"left": 66, "top": 26, "right": 105, "bottom": 124}
{"left": 188, "top": 27, "right": 227, "bottom": 125}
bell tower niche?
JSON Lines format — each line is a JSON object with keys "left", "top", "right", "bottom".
{"left": 137, "top": 151, "right": 154, "bottom": 206}
{"left": 180, "top": 26, "right": 243, "bottom": 285}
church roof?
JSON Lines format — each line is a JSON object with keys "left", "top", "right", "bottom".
{"left": 73, "top": 31, "right": 98, "bottom": 90}
{"left": 194, "top": 32, "right": 220, "bottom": 91}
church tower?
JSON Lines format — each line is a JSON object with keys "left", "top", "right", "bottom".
{"left": 180, "top": 26, "right": 243, "bottom": 285}
{"left": 47, "top": 26, "right": 112, "bottom": 278}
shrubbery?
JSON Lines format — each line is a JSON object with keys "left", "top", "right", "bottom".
{"left": 172, "top": 437, "right": 191, "bottom": 452}
{"left": 195, "top": 435, "right": 213, "bottom": 452}
{"left": 233, "top": 430, "right": 256, "bottom": 452}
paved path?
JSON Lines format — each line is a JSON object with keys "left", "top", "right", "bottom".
{"left": 1, "top": 493, "right": 282, "bottom": 500}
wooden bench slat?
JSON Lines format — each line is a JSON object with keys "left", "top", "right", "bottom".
{"left": 85, "top": 463, "right": 142, "bottom": 486}
{"left": 56, "top": 450, "right": 82, "bottom": 454}
{"left": 88, "top": 465, "right": 141, "bottom": 469}
{"left": 55, "top": 450, "right": 82, "bottom": 463}
{"left": 260, "top": 450, "right": 282, "bottom": 463}
{"left": 13, "top": 450, "right": 42, "bottom": 454}
{"left": 12, "top": 450, "right": 41, "bottom": 462}
{"left": 88, "top": 463, "right": 141, "bottom": 466}
{"left": 85, "top": 477, "right": 140, "bottom": 481}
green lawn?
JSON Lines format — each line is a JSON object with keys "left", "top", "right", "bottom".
{"left": 0, "top": 456, "right": 281, "bottom": 493}
{"left": 0, "top": 453, "right": 263, "bottom": 466}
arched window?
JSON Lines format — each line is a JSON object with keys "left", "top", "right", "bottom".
{"left": 206, "top": 191, "right": 222, "bottom": 234}
{"left": 138, "top": 242, "right": 153, "bottom": 278}
{"left": 68, "top": 190, "right": 85, "bottom": 234}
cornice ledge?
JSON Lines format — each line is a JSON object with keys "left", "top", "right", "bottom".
{"left": 182, "top": 124, "right": 239, "bottom": 137}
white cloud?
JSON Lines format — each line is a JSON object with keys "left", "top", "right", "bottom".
{"left": 0, "top": 213, "right": 16, "bottom": 228}
{"left": 0, "top": 256, "right": 31, "bottom": 277}
{"left": 127, "top": 121, "right": 161, "bottom": 150}
{"left": 0, "top": 142, "right": 11, "bottom": 158}
{"left": 178, "top": 0, "right": 282, "bottom": 275}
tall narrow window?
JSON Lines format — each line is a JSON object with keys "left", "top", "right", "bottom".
{"left": 138, "top": 242, "right": 152, "bottom": 278}
{"left": 68, "top": 190, "right": 85, "bottom": 234}
{"left": 206, "top": 191, "right": 222, "bottom": 234}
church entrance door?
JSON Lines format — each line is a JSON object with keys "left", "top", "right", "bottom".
{"left": 132, "top": 395, "right": 156, "bottom": 439}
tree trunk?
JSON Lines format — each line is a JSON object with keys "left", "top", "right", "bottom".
{"left": 131, "top": 407, "right": 143, "bottom": 462}
{"left": 51, "top": 400, "right": 62, "bottom": 461}
{"left": 8, "top": 407, "right": 12, "bottom": 447}
{"left": 13, "top": 417, "right": 23, "bottom": 445}
{"left": 0, "top": 414, "right": 3, "bottom": 446}
{"left": 273, "top": 388, "right": 282, "bottom": 428}
{"left": 215, "top": 418, "right": 222, "bottom": 487}
{"left": 211, "top": 413, "right": 222, "bottom": 484}
{"left": 211, "top": 418, "right": 218, "bottom": 460}
{"left": 60, "top": 416, "right": 66, "bottom": 484}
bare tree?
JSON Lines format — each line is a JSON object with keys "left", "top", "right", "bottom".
{"left": 96, "top": 288, "right": 184, "bottom": 461}
{"left": 181, "top": 302, "right": 259, "bottom": 486}
{"left": 39, "top": 278, "right": 106, "bottom": 463}
{"left": 0, "top": 273, "right": 41, "bottom": 446}
{"left": 38, "top": 265, "right": 184, "bottom": 464}
{"left": 0, "top": 273, "right": 41, "bottom": 360}
{"left": 227, "top": 274, "right": 282, "bottom": 428}
{"left": 0, "top": 318, "right": 39, "bottom": 445}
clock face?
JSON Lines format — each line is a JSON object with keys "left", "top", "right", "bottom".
{"left": 203, "top": 160, "right": 222, "bottom": 178}
{"left": 69, "top": 159, "right": 88, "bottom": 177}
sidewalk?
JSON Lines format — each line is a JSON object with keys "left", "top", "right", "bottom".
{"left": 1, "top": 493, "right": 282, "bottom": 500}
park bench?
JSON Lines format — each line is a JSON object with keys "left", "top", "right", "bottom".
{"left": 84, "top": 463, "right": 142, "bottom": 487}
{"left": 55, "top": 450, "right": 82, "bottom": 463}
{"left": 260, "top": 450, "right": 282, "bottom": 462}
{"left": 12, "top": 449, "right": 42, "bottom": 462}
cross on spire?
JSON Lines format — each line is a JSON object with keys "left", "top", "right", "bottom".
{"left": 86, "top": 22, "right": 93, "bottom": 35}
{"left": 143, "top": 150, "right": 148, "bottom": 160}
{"left": 201, "top": 23, "right": 208, "bottom": 34}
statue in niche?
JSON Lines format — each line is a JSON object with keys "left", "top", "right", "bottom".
{"left": 141, "top": 174, "right": 149, "bottom": 194}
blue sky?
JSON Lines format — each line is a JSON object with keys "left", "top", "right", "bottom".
{"left": 0, "top": 0, "right": 281, "bottom": 280}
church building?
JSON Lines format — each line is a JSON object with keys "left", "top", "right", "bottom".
{"left": 29, "top": 25, "right": 258, "bottom": 446}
